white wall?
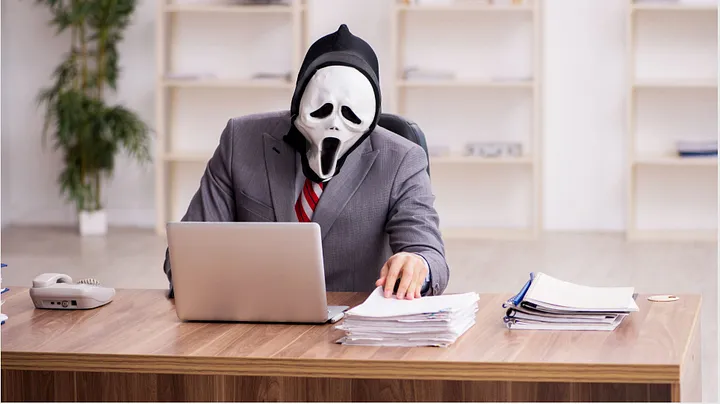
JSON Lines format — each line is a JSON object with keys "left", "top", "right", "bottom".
{"left": 1, "top": 0, "right": 716, "bottom": 231}
{"left": 1, "top": 2, "right": 5, "bottom": 228}
{"left": 1, "top": 0, "right": 156, "bottom": 227}
{"left": 543, "top": 0, "right": 627, "bottom": 230}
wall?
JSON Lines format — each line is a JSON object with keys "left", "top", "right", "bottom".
{"left": 1, "top": 0, "right": 715, "bottom": 231}
{"left": 1, "top": 2, "right": 5, "bottom": 228}
{"left": 1, "top": 0, "right": 156, "bottom": 227}
{"left": 543, "top": 0, "right": 627, "bottom": 230}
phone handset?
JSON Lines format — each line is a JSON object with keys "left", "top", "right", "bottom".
{"left": 32, "top": 273, "right": 73, "bottom": 288}
{"left": 30, "top": 273, "right": 115, "bottom": 310}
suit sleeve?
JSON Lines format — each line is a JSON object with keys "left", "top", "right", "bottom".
{"left": 385, "top": 145, "right": 449, "bottom": 296}
{"left": 162, "top": 119, "right": 237, "bottom": 297}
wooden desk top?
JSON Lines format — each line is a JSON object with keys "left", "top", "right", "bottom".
{"left": 0, "top": 288, "right": 700, "bottom": 384}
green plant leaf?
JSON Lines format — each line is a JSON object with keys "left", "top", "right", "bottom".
{"left": 32, "top": 0, "right": 148, "bottom": 213}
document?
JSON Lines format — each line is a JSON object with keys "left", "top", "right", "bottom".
{"left": 503, "top": 272, "right": 638, "bottom": 331}
{"left": 336, "top": 287, "right": 479, "bottom": 347}
{"left": 523, "top": 272, "right": 639, "bottom": 312}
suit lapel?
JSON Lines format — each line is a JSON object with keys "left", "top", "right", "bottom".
{"left": 264, "top": 133, "right": 296, "bottom": 222}
{"left": 313, "top": 140, "right": 379, "bottom": 240}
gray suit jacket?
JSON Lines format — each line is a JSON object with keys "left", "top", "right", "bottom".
{"left": 163, "top": 111, "right": 449, "bottom": 296}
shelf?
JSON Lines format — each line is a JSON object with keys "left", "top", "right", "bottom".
{"left": 163, "top": 152, "right": 211, "bottom": 163}
{"left": 627, "top": 229, "right": 717, "bottom": 242}
{"left": 398, "top": 79, "right": 533, "bottom": 88}
{"left": 633, "top": 78, "right": 717, "bottom": 88}
{"left": 162, "top": 78, "right": 294, "bottom": 89}
{"left": 633, "top": 155, "right": 718, "bottom": 166}
{"left": 440, "top": 227, "right": 536, "bottom": 240}
{"left": 157, "top": 0, "right": 308, "bottom": 234}
{"left": 430, "top": 155, "right": 534, "bottom": 165}
{"left": 164, "top": 4, "right": 300, "bottom": 14}
{"left": 632, "top": 3, "right": 718, "bottom": 12}
{"left": 163, "top": 153, "right": 535, "bottom": 166}
{"left": 396, "top": 3, "right": 534, "bottom": 12}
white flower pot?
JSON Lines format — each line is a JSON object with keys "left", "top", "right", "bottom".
{"left": 79, "top": 209, "right": 108, "bottom": 236}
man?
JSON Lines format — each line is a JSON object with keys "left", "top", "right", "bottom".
{"left": 163, "top": 24, "right": 449, "bottom": 300}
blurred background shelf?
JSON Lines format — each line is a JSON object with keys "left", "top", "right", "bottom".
{"left": 391, "top": 0, "right": 542, "bottom": 239}
{"left": 397, "top": 79, "right": 534, "bottom": 88}
{"left": 162, "top": 78, "right": 294, "bottom": 89}
{"left": 633, "top": 78, "right": 717, "bottom": 88}
{"left": 633, "top": 155, "right": 718, "bottom": 166}
{"left": 396, "top": 4, "right": 534, "bottom": 12}
{"left": 626, "top": 0, "right": 718, "bottom": 241}
{"left": 155, "top": 0, "right": 307, "bottom": 233}
{"left": 162, "top": 153, "right": 536, "bottom": 166}
{"left": 627, "top": 228, "right": 717, "bottom": 242}
{"left": 440, "top": 227, "right": 535, "bottom": 240}
{"left": 165, "top": 4, "right": 301, "bottom": 13}
{"left": 162, "top": 152, "right": 211, "bottom": 163}
{"left": 430, "top": 155, "right": 534, "bottom": 165}
{"left": 632, "top": 2, "right": 718, "bottom": 12}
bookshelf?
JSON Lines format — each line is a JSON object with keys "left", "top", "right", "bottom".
{"left": 626, "top": 1, "right": 718, "bottom": 241}
{"left": 390, "top": 0, "right": 543, "bottom": 239}
{"left": 155, "top": 0, "right": 307, "bottom": 234}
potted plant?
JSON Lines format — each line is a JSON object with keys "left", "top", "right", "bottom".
{"left": 34, "top": 0, "right": 151, "bottom": 236}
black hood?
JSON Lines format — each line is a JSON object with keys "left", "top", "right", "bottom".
{"left": 283, "top": 24, "right": 382, "bottom": 183}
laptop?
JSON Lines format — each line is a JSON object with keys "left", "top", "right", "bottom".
{"left": 166, "top": 221, "right": 349, "bottom": 324}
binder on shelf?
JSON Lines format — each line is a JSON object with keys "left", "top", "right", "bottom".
{"left": 503, "top": 272, "right": 639, "bottom": 331}
{"left": 676, "top": 140, "right": 718, "bottom": 158}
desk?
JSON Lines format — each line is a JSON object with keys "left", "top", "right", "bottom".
{"left": 1, "top": 288, "right": 701, "bottom": 402}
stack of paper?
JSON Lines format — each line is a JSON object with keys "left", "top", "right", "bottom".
{"left": 335, "top": 287, "right": 479, "bottom": 347}
{"left": 503, "top": 272, "right": 639, "bottom": 331}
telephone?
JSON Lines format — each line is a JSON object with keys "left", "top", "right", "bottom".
{"left": 29, "top": 273, "right": 115, "bottom": 310}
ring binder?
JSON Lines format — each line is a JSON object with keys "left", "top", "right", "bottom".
{"left": 503, "top": 272, "right": 639, "bottom": 331}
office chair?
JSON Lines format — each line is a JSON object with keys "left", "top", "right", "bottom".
{"left": 377, "top": 113, "right": 431, "bottom": 176}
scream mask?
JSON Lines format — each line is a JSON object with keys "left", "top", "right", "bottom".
{"left": 284, "top": 24, "right": 382, "bottom": 183}
{"left": 294, "top": 66, "right": 376, "bottom": 181}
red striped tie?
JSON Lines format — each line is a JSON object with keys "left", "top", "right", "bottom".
{"left": 295, "top": 178, "right": 325, "bottom": 222}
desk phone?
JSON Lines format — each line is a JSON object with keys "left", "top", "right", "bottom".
{"left": 29, "top": 273, "right": 115, "bottom": 310}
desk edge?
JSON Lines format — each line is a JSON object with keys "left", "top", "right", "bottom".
{"left": 0, "top": 352, "right": 680, "bottom": 384}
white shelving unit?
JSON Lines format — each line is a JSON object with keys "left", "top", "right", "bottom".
{"left": 155, "top": 0, "right": 307, "bottom": 234}
{"left": 390, "top": 0, "right": 542, "bottom": 239}
{"left": 626, "top": 1, "right": 718, "bottom": 241}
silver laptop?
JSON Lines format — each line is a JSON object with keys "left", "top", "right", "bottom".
{"left": 166, "top": 221, "right": 348, "bottom": 324}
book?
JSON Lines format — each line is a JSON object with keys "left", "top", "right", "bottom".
{"left": 503, "top": 272, "right": 638, "bottom": 331}
{"left": 335, "top": 286, "right": 479, "bottom": 347}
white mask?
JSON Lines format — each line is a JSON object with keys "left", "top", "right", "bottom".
{"left": 294, "top": 65, "right": 377, "bottom": 181}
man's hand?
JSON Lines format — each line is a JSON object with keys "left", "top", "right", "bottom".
{"left": 375, "top": 252, "right": 428, "bottom": 300}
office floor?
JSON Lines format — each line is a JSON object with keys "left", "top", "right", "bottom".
{"left": 0, "top": 226, "right": 716, "bottom": 402}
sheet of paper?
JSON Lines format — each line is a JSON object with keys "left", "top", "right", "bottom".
{"left": 345, "top": 287, "right": 480, "bottom": 318}
{"left": 526, "top": 272, "right": 636, "bottom": 311}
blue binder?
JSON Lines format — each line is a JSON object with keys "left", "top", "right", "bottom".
{"left": 503, "top": 272, "right": 535, "bottom": 309}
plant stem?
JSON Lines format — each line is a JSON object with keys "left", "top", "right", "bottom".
{"left": 95, "top": 172, "right": 101, "bottom": 211}
{"left": 97, "top": 25, "right": 107, "bottom": 99}
{"left": 95, "top": 25, "right": 108, "bottom": 211}
{"left": 71, "top": 23, "right": 78, "bottom": 90}
{"left": 79, "top": 22, "right": 88, "bottom": 92}
{"left": 79, "top": 15, "right": 89, "bottom": 210}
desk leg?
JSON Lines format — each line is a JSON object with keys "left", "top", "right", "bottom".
{"left": 674, "top": 317, "right": 702, "bottom": 402}
{"left": 2, "top": 371, "right": 677, "bottom": 402}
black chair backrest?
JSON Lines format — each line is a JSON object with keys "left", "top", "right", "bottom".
{"left": 377, "top": 113, "right": 430, "bottom": 176}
